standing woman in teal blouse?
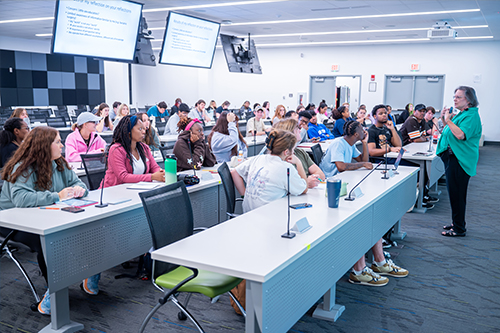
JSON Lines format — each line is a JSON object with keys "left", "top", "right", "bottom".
{"left": 437, "top": 86, "right": 482, "bottom": 237}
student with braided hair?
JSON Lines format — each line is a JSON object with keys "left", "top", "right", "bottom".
{"left": 319, "top": 120, "right": 409, "bottom": 286}
{"left": 103, "top": 115, "right": 165, "bottom": 187}
{"left": 231, "top": 129, "right": 307, "bottom": 213}
{"left": 173, "top": 116, "right": 216, "bottom": 171}
{"left": 319, "top": 120, "right": 372, "bottom": 178}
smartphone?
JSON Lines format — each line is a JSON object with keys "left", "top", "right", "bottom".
{"left": 61, "top": 206, "right": 85, "bottom": 213}
{"left": 290, "top": 203, "right": 312, "bottom": 209}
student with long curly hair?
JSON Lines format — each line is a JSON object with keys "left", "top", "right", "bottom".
{"left": 103, "top": 115, "right": 164, "bottom": 187}
{"left": 207, "top": 111, "right": 247, "bottom": 163}
{"left": 0, "top": 126, "right": 88, "bottom": 315}
{"left": 173, "top": 116, "right": 216, "bottom": 171}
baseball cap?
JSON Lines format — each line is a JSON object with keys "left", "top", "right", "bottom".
{"left": 414, "top": 104, "right": 426, "bottom": 112}
{"left": 77, "top": 112, "right": 102, "bottom": 125}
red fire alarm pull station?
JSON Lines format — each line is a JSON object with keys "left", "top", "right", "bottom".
{"left": 371, "top": 75, "right": 375, "bottom": 81}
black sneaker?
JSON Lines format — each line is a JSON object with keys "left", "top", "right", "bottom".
{"left": 423, "top": 195, "right": 439, "bottom": 204}
{"left": 422, "top": 203, "right": 434, "bottom": 210}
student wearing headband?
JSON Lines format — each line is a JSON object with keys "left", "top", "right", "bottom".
{"left": 103, "top": 115, "right": 165, "bottom": 187}
{"left": 231, "top": 129, "right": 307, "bottom": 213}
{"left": 173, "top": 117, "right": 216, "bottom": 171}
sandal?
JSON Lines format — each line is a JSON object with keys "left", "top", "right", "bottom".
{"left": 443, "top": 225, "right": 453, "bottom": 230}
{"left": 441, "top": 229, "right": 466, "bottom": 237}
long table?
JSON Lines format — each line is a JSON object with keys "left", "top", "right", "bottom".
{"left": 151, "top": 165, "right": 419, "bottom": 332}
{"left": 0, "top": 173, "right": 225, "bottom": 333}
{"left": 386, "top": 141, "right": 445, "bottom": 213}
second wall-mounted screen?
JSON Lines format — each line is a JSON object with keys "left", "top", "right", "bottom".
{"left": 159, "top": 12, "right": 220, "bottom": 69}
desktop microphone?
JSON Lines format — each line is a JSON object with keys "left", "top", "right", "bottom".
{"left": 281, "top": 168, "right": 296, "bottom": 239}
{"left": 78, "top": 133, "right": 98, "bottom": 170}
{"left": 253, "top": 122, "right": 257, "bottom": 157}
{"left": 345, "top": 161, "right": 383, "bottom": 201}
{"left": 95, "top": 149, "right": 109, "bottom": 208}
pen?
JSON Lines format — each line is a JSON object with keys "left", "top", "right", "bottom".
{"left": 40, "top": 207, "right": 60, "bottom": 210}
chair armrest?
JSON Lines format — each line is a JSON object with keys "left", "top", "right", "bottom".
{"left": 193, "top": 227, "right": 207, "bottom": 234}
{"left": 227, "top": 212, "right": 240, "bottom": 219}
{"left": 158, "top": 267, "right": 199, "bottom": 305}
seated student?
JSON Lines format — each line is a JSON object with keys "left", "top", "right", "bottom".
{"left": 246, "top": 106, "right": 271, "bottom": 137}
{"left": 231, "top": 129, "right": 307, "bottom": 213}
{"left": 0, "top": 118, "right": 30, "bottom": 168}
{"left": 164, "top": 103, "right": 190, "bottom": 135}
{"left": 316, "top": 102, "right": 329, "bottom": 124}
{"left": 386, "top": 104, "right": 397, "bottom": 125}
{"left": 137, "top": 112, "right": 160, "bottom": 152}
{"left": 10, "top": 107, "right": 30, "bottom": 128}
{"left": 272, "top": 104, "right": 286, "bottom": 125}
{"left": 239, "top": 100, "right": 251, "bottom": 115}
{"left": 171, "top": 98, "right": 182, "bottom": 116}
{"left": 95, "top": 103, "right": 114, "bottom": 132}
{"left": 424, "top": 106, "right": 440, "bottom": 135}
{"left": 147, "top": 101, "right": 168, "bottom": 121}
{"left": 253, "top": 102, "right": 261, "bottom": 111}
{"left": 318, "top": 120, "right": 409, "bottom": 286}
{"left": 332, "top": 105, "right": 355, "bottom": 138}
{"left": 0, "top": 126, "right": 89, "bottom": 314}
{"left": 297, "top": 110, "right": 313, "bottom": 143}
{"left": 307, "top": 111, "right": 333, "bottom": 141}
{"left": 397, "top": 103, "right": 414, "bottom": 124}
{"left": 189, "top": 99, "right": 211, "bottom": 123}
{"left": 356, "top": 105, "right": 370, "bottom": 127}
{"left": 113, "top": 103, "right": 130, "bottom": 127}
{"left": 207, "top": 111, "right": 247, "bottom": 163}
{"left": 262, "top": 101, "right": 271, "bottom": 119}
{"left": 109, "top": 101, "right": 121, "bottom": 121}
{"left": 275, "top": 118, "right": 325, "bottom": 188}
{"left": 367, "top": 104, "right": 403, "bottom": 157}
{"left": 284, "top": 110, "right": 298, "bottom": 120}
{"left": 207, "top": 100, "right": 217, "bottom": 120}
{"left": 215, "top": 100, "right": 231, "bottom": 119}
{"left": 103, "top": 115, "right": 165, "bottom": 186}
{"left": 400, "top": 103, "right": 428, "bottom": 145}
{"left": 65, "top": 112, "right": 107, "bottom": 162}
{"left": 173, "top": 117, "right": 216, "bottom": 171}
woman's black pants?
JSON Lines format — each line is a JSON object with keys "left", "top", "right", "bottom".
{"left": 440, "top": 150, "right": 471, "bottom": 234}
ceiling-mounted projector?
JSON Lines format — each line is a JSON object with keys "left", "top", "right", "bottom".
{"left": 427, "top": 21, "right": 457, "bottom": 39}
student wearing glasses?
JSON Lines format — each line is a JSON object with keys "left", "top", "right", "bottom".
{"left": 0, "top": 126, "right": 88, "bottom": 315}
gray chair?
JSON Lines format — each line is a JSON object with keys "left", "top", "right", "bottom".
{"left": 311, "top": 143, "right": 324, "bottom": 165}
{"left": 80, "top": 153, "right": 106, "bottom": 190}
{"left": 138, "top": 181, "right": 244, "bottom": 333}
{"left": 46, "top": 116, "right": 67, "bottom": 128}
{"left": 218, "top": 162, "right": 243, "bottom": 219}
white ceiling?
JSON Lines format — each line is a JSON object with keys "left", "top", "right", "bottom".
{"left": 1, "top": 0, "right": 499, "bottom": 47}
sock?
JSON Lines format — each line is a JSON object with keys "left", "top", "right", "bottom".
{"left": 352, "top": 268, "right": 363, "bottom": 275}
{"left": 375, "top": 259, "right": 387, "bottom": 267}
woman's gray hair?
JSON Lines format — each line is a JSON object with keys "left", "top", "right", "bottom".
{"left": 455, "top": 86, "right": 479, "bottom": 107}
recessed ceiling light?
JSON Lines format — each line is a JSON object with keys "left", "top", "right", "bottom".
{"left": 257, "top": 38, "right": 431, "bottom": 47}
{"left": 143, "top": 0, "right": 285, "bottom": 13}
{"left": 228, "top": 9, "right": 481, "bottom": 26}
{"left": 0, "top": 17, "right": 53, "bottom": 24}
{"left": 35, "top": 33, "right": 52, "bottom": 37}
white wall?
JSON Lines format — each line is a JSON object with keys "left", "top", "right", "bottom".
{"left": 127, "top": 40, "right": 500, "bottom": 142}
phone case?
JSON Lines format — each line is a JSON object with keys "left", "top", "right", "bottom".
{"left": 61, "top": 206, "right": 85, "bottom": 213}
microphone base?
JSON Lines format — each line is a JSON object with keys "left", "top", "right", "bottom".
{"left": 95, "top": 203, "right": 108, "bottom": 208}
{"left": 281, "top": 231, "right": 296, "bottom": 239}
{"left": 381, "top": 175, "right": 390, "bottom": 180}
{"left": 344, "top": 197, "right": 355, "bottom": 201}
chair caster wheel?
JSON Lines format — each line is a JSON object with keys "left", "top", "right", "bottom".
{"left": 31, "top": 302, "right": 39, "bottom": 312}
{"left": 178, "top": 311, "right": 187, "bottom": 321}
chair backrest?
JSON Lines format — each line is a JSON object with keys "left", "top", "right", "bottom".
{"left": 311, "top": 144, "right": 324, "bottom": 165}
{"left": 218, "top": 162, "right": 237, "bottom": 215}
{"left": 155, "top": 121, "right": 167, "bottom": 135}
{"left": 159, "top": 146, "right": 171, "bottom": 161}
{"left": 80, "top": 153, "right": 106, "bottom": 190}
{"left": 139, "top": 181, "right": 194, "bottom": 279}
{"left": 46, "top": 116, "right": 67, "bottom": 128}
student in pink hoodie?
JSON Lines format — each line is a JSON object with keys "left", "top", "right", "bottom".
{"left": 65, "top": 112, "right": 107, "bottom": 162}
{"left": 103, "top": 115, "right": 164, "bottom": 187}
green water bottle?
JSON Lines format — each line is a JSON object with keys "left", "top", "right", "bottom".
{"left": 164, "top": 155, "right": 177, "bottom": 185}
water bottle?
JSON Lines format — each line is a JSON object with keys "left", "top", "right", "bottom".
{"left": 238, "top": 150, "right": 243, "bottom": 163}
{"left": 433, "top": 129, "right": 439, "bottom": 144}
{"left": 164, "top": 155, "right": 177, "bottom": 185}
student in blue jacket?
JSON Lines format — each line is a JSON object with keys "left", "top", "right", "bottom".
{"left": 0, "top": 126, "right": 93, "bottom": 315}
{"left": 332, "top": 105, "right": 355, "bottom": 138}
{"left": 307, "top": 111, "right": 333, "bottom": 141}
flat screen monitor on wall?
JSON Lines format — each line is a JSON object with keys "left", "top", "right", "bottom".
{"left": 159, "top": 12, "right": 220, "bottom": 69}
{"left": 52, "top": 0, "right": 142, "bottom": 62}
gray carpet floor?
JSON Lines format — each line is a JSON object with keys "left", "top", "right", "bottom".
{"left": 1, "top": 145, "right": 499, "bottom": 333}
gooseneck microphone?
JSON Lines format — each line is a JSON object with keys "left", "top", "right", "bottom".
{"left": 95, "top": 149, "right": 109, "bottom": 208}
{"left": 381, "top": 144, "right": 389, "bottom": 180}
{"left": 281, "top": 168, "right": 296, "bottom": 239}
{"left": 345, "top": 161, "right": 383, "bottom": 201}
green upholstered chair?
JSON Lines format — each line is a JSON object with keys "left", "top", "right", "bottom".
{"left": 138, "top": 181, "right": 245, "bottom": 333}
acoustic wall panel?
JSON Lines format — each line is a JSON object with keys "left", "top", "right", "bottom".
{"left": 0, "top": 50, "right": 105, "bottom": 107}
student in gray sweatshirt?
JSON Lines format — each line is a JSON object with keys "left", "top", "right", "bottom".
{"left": 208, "top": 111, "right": 248, "bottom": 163}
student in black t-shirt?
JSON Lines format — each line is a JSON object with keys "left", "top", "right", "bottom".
{"left": 367, "top": 104, "right": 402, "bottom": 157}
{"left": 400, "top": 103, "right": 428, "bottom": 145}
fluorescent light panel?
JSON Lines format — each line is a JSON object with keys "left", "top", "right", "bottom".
{"left": 0, "top": 16, "right": 53, "bottom": 24}
{"left": 257, "top": 38, "right": 431, "bottom": 47}
{"left": 143, "top": 0, "right": 285, "bottom": 13}
{"left": 228, "top": 9, "right": 481, "bottom": 26}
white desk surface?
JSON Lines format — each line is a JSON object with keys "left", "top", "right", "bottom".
{"left": 387, "top": 142, "right": 439, "bottom": 160}
{"left": 245, "top": 135, "right": 267, "bottom": 147}
{"left": 152, "top": 165, "right": 419, "bottom": 283}
{"left": 0, "top": 169, "right": 221, "bottom": 236}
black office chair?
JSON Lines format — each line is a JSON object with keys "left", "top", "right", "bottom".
{"left": 1, "top": 229, "right": 41, "bottom": 311}
{"left": 80, "top": 153, "right": 106, "bottom": 190}
{"left": 138, "top": 181, "right": 244, "bottom": 333}
{"left": 311, "top": 144, "right": 324, "bottom": 165}
{"left": 155, "top": 121, "right": 167, "bottom": 135}
{"left": 158, "top": 146, "right": 172, "bottom": 161}
{"left": 218, "top": 162, "right": 243, "bottom": 219}
{"left": 46, "top": 116, "right": 67, "bottom": 128}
